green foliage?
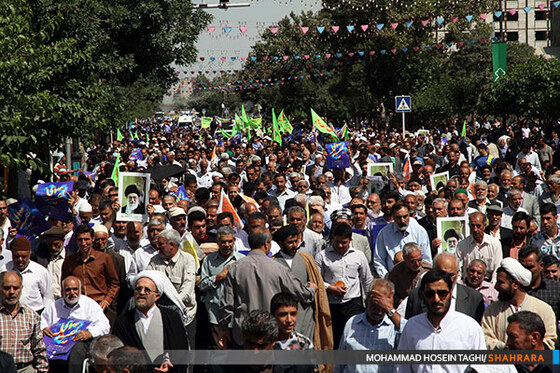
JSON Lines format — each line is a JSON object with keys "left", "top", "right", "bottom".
{"left": 1, "top": 0, "right": 210, "bottom": 172}
{"left": 0, "top": 0, "right": 111, "bottom": 171}
{"left": 485, "top": 56, "right": 560, "bottom": 122}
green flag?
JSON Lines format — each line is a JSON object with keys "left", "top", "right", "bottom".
{"left": 220, "top": 128, "right": 232, "bottom": 139}
{"left": 116, "top": 129, "right": 123, "bottom": 141}
{"left": 146, "top": 133, "right": 149, "bottom": 143}
{"left": 241, "top": 105, "right": 250, "bottom": 127}
{"left": 134, "top": 131, "right": 140, "bottom": 140}
{"left": 201, "top": 117, "right": 212, "bottom": 129}
{"left": 311, "top": 108, "right": 339, "bottom": 141}
{"left": 233, "top": 114, "right": 243, "bottom": 135}
{"left": 278, "top": 110, "right": 293, "bottom": 133}
{"left": 110, "top": 153, "right": 120, "bottom": 185}
{"left": 341, "top": 124, "right": 349, "bottom": 140}
{"left": 461, "top": 121, "right": 467, "bottom": 137}
{"left": 249, "top": 118, "right": 262, "bottom": 129}
{"left": 272, "top": 109, "right": 282, "bottom": 145}
{"left": 492, "top": 42, "right": 507, "bottom": 82}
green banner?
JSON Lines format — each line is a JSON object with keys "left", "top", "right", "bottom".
{"left": 492, "top": 42, "right": 507, "bottom": 82}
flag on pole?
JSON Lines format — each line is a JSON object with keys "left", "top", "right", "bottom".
{"left": 201, "top": 117, "right": 212, "bottom": 129}
{"left": 272, "top": 109, "right": 282, "bottom": 145}
{"left": 219, "top": 128, "right": 232, "bottom": 139}
{"left": 461, "top": 121, "right": 467, "bottom": 137}
{"left": 402, "top": 157, "right": 411, "bottom": 179}
{"left": 278, "top": 110, "right": 293, "bottom": 133}
{"left": 218, "top": 190, "right": 243, "bottom": 231}
{"left": 341, "top": 124, "right": 349, "bottom": 140}
{"left": 110, "top": 154, "right": 120, "bottom": 186}
{"left": 116, "top": 129, "right": 124, "bottom": 141}
{"left": 311, "top": 109, "right": 339, "bottom": 141}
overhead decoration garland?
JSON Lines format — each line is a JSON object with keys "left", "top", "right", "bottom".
{"left": 186, "top": 36, "right": 495, "bottom": 93}
{"left": 202, "top": 2, "right": 559, "bottom": 37}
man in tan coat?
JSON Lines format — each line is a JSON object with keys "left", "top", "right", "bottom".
{"left": 482, "top": 257, "right": 557, "bottom": 349}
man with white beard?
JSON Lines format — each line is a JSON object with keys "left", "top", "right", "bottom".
{"left": 41, "top": 276, "right": 110, "bottom": 373}
{"left": 120, "top": 184, "right": 145, "bottom": 215}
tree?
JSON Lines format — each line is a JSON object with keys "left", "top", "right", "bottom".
{"left": 31, "top": 0, "right": 212, "bottom": 119}
{"left": 0, "top": 0, "right": 113, "bottom": 172}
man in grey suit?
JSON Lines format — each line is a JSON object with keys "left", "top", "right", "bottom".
{"left": 405, "top": 252, "right": 485, "bottom": 323}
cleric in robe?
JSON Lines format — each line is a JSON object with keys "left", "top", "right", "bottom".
{"left": 121, "top": 184, "right": 146, "bottom": 215}
{"left": 112, "top": 271, "right": 189, "bottom": 373}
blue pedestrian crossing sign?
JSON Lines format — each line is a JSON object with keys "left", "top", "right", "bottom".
{"left": 395, "top": 96, "right": 412, "bottom": 113}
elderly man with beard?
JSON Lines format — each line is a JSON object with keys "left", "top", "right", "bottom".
{"left": 458, "top": 259, "right": 498, "bottom": 307}
{"left": 374, "top": 203, "right": 431, "bottom": 278}
{"left": 41, "top": 276, "right": 110, "bottom": 373}
{"left": 112, "top": 272, "right": 189, "bottom": 373}
{"left": 0, "top": 236, "right": 54, "bottom": 313}
{"left": 121, "top": 184, "right": 145, "bottom": 215}
{"left": 482, "top": 258, "right": 557, "bottom": 349}
{"left": 272, "top": 225, "right": 333, "bottom": 350}
{"left": 396, "top": 270, "right": 486, "bottom": 373}
{"left": 388, "top": 242, "right": 432, "bottom": 308}
{"left": 336, "top": 279, "right": 406, "bottom": 373}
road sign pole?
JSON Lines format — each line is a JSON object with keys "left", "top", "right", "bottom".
{"left": 402, "top": 112, "right": 406, "bottom": 138}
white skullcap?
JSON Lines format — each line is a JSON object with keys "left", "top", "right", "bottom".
{"left": 153, "top": 205, "right": 166, "bottom": 214}
{"left": 92, "top": 225, "right": 108, "bottom": 235}
{"left": 500, "top": 258, "right": 532, "bottom": 287}
{"left": 134, "top": 270, "right": 165, "bottom": 293}
{"left": 79, "top": 202, "right": 93, "bottom": 213}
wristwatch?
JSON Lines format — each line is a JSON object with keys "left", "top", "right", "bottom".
{"left": 387, "top": 309, "right": 397, "bottom": 317}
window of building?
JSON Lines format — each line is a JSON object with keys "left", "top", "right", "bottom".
{"left": 535, "top": 11, "right": 548, "bottom": 21}
{"left": 506, "top": 12, "right": 519, "bottom": 21}
{"left": 507, "top": 32, "right": 519, "bottom": 41}
{"left": 535, "top": 31, "right": 548, "bottom": 40}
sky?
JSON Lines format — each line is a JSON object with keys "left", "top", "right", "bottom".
{"left": 180, "top": 0, "right": 321, "bottom": 75}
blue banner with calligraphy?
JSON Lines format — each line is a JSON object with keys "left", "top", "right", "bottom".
{"left": 44, "top": 318, "right": 92, "bottom": 360}
{"left": 325, "top": 141, "right": 350, "bottom": 170}
{"left": 36, "top": 182, "right": 73, "bottom": 221}
{"left": 8, "top": 198, "right": 51, "bottom": 237}
{"left": 171, "top": 185, "right": 190, "bottom": 201}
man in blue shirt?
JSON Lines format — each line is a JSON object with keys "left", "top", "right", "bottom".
{"left": 374, "top": 203, "right": 432, "bottom": 277}
{"left": 336, "top": 278, "right": 405, "bottom": 373}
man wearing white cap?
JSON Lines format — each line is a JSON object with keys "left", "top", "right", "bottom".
{"left": 78, "top": 202, "right": 94, "bottom": 225}
{"left": 481, "top": 257, "right": 557, "bottom": 349}
{"left": 112, "top": 271, "right": 189, "bottom": 372}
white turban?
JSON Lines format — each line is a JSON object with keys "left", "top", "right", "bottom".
{"left": 79, "top": 202, "right": 93, "bottom": 213}
{"left": 500, "top": 258, "right": 532, "bottom": 287}
{"left": 92, "top": 225, "right": 108, "bottom": 234}
{"left": 134, "top": 270, "right": 165, "bottom": 293}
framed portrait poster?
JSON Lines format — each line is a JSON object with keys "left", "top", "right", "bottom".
{"left": 117, "top": 172, "right": 151, "bottom": 222}
{"left": 437, "top": 216, "right": 469, "bottom": 254}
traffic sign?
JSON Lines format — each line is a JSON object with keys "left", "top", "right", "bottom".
{"left": 395, "top": 96, "right": 412, "bottom": 113}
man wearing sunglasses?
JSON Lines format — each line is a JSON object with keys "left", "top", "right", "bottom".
{"left": 112, "top": 271, "right": 189, "bottom": 373}
{"left": 396, "top": 269, "right": 486, "bottom": 373}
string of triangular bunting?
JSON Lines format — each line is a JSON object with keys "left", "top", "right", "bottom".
{"left": 204, "top": 1, "right": 559, "bottom": 36}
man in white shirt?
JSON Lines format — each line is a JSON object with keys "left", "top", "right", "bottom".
{"left": 396, "top": 269, "right": 486, "bottom": 373}
{"left": 456, "top": 211, "right": 503, "bottom": 283}
{"left": 315, "top": 222, "right": 373, "bottom": 348}
{"left": 41, "top": 276, "right": 110, "bottom": 373}
{"left": 271, "top": 173, "right": 295, "bottom": 211}
{"left": 134, "top": 218, "right": 164, "bottom": 272}
{"left": 0, "top": 236, "right": 54, "bottom": 312}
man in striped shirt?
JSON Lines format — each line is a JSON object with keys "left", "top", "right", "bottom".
{"left": 0, "top": 270, "right": 48, "bottom": 372}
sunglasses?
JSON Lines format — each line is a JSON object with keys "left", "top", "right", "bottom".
{"left": 423, "top": 289, "right": 450, "bottom": 299}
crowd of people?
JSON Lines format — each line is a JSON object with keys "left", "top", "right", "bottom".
{"left": 0, "top": 117, "right": 559, "bottom": 373}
